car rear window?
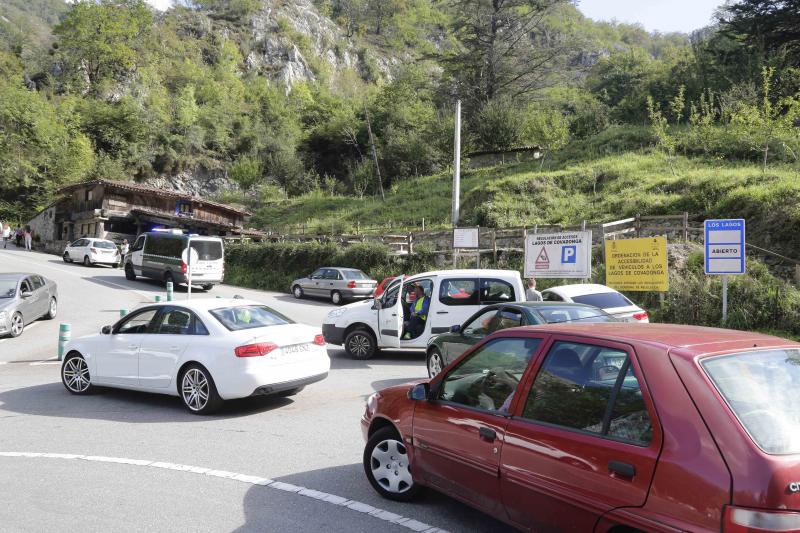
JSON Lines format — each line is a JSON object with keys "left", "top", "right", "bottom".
{"left": 537, "top": 306, "right": 615, "bottom": 324}
{"left": 571, "top": 292, "right": 632, "bottom": 309}
{"left": 190, "top": 240, "right": 223, "bottom": 261}
{"left": 210, "top": 305, "right": 293, "bottom": 331}
{"left": 702, "top": 349, "right": 800, "bottom": 454}
{"left": 342, "top": 270, "right": 368, "bottom": 280}
{"left": 93, "top": 241, "right": 117, "bottom": 249}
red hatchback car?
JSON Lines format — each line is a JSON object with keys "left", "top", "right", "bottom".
{"left": 361, "top": 323, "right": 800, "bottom": 532}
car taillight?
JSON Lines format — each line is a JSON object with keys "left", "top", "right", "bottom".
{"left": 347, "top": 280, "right": 356, "bottom": 288}
{"left": 723, "top": 506, "right": 800, "bottom": 532}
{"left": 632, "top": 311, "right": 649, "bottom": 321}
{"left": 313, "top": 334, "right": 325, "bottom": 346}
{"left": 90, "top": 247, "right": 97, "bottom": 253}
{"left": 181, "top": 261, "right": 187, "bottom": 274}
{"left": 235, "top": 343, "right": 277, "bottom": 357}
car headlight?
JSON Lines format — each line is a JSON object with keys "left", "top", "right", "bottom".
{"left": 327, "top": 307, "right": 347, "bottom": 319}
{"left": 0, "top": 311, "right": 7, "bottom": 322}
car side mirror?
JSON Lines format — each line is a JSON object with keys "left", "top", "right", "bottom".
{"left": 407, "top": 383, "right": 430, "bottom": 401}
{"left": 101, "top": 325, "right": 112, "bottom": 335}
{"left": 450, "top": 324, "right": 461, "bottom": 333}
{"left": 372, "top": 298, "right": 381, "bottom": 310}
{"left": 20, "top": 291, "right": 32, "bottom": 298}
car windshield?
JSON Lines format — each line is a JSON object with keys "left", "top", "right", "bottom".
{"left": 702, "top": 349, "right": 800, "bottom": 454}
{"left": 190, "top": 240, "right": 223, "bottom": 261}
{"left": 210, "top": 305, "right": 293, "bottom": 331}
{"left": 0, "top": 280, "right": 17, "bottom": 298}
{"left": 342, "top": 270, "right": 368, "bottom": 280}
{"left": 537, "top": 306, "right": 615, "bottom": 324}
{"left": 571, "top": 292, "right": 632, "bottom": 309}
{"left": 93, "top": 241, "right": 117, "bottom": 249}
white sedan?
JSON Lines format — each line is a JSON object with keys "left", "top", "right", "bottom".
{"left": 541, "top": 283, "right": 650, "bottom": 323}
{"left": 60, "top": 298, "right": 330, "bottom": 414}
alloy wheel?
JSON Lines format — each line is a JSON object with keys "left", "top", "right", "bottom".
{"left": 63, "top": 357, "right": 91, "bottom": 393}
{"left": 182, "top": 368, "right": 210, "bottom": 412}
{"left": 370, "top": 439, "right": 413, "bottom": 494}
{"left": 10, "top": 313, "right": 23, "bottom": 336}
{"left": 49, "top": 298, "right": 57, "bottom": 317}
{"left": 428, "top": 351, "right": 443, "bottom": 378}
{"left": 348, "top": 333, "right": 371, "bottom": 358}
{"left": 331, "top": 291, "right": 341, "bottom": 305}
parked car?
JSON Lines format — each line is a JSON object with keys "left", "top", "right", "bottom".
{"left": 0, "top": 273, "right": 58, "bottom": 338}
{"left": 362, "top": 323, "right": 800, "bottom": 531}
{"left": 425, "top": 302, "right": 617, "bottom": 377}
{"left": 124, "top": 230, "right": 224, "bottom": 291}
{"left": 323, "top": 269, "right": 525, "bottom": 360}
{"left": 63, "top": 238, "right": 120, "bottom": 267}
{"left": 542, "top": 283, "right": 649, "bottom": 322}
{"left": 291, "top": 267, "right": 377, "bottom": 305}
{"left": 60, "top": 298, "right": 329, "bottom": 414}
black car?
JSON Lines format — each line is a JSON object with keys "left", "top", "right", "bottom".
{"left": 425, "top": 302, "right": 617, "bottom": 377}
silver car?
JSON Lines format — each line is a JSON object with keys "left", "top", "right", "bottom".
{"left": 291, "top": 267, "right": 377, "bottom": 305}
{"left": 0, "top": 273, "right": 59, "bottom": 338}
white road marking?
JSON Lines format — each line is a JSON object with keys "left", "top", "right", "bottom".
{"left": 0, "top": 361, "right": 7, "bottom": 365}
{"left": 0, "top": 451, "right": 449, "bottom": 532}
{"left": 29, "top": 361, "right": 60, "bottom": 366}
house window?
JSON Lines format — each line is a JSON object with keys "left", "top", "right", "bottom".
{"left": 85, "top": 190, "right": 93, "bottom": 202}
{"left": 176, "top": 200, "right": 193, "bottom": 217}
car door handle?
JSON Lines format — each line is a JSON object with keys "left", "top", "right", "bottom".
{"left": 479, "top": 427, "right": 496, "bottom": 442}
{"left": 128, "top": 345, "right": 139, "bottom": 350}
{"left": 608, "top": 460, "right": 635, "bottom": 478}
{"left": 436, "top": 311, "right": 448, "bottom": 315}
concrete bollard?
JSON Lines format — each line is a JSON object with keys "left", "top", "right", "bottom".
{"left": 58, "top": 323, "right": 71, "bottom": 361}
{"left": 166, "top": 281, "right": 174, "bottom": 301}
{"left": 155, "top": 295, "right": 161, "bottom": 303}
{"left": 120, "top": 309, "right": 128, "bottom": 318}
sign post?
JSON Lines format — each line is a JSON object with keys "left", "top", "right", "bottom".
{"left": 182, "top": 243, "right": 198, "bottom": 301}
{"left": 605, "top": 237, "right": 668, "bottom": 292}
{"left": 524, "top": 231, "right": 592, "bottom": 279}
{"left": 704, "top": 219, "right": 745, "bottom": 323}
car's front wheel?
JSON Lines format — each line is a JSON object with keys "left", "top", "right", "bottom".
{"left": 83, "top": 255, "right": 92, "bottom": 267}
{"left": 124, "top": 263, "right": 136, "bottom": 281}
{"left": 9, "top": 312, "right": 24, "bottom": 337}
{"left": 62, "top": 252, "right": 71, "bottom": 263}
{"left": 363, "top": 426, "right": 422, "bottom": 502}
{"left": 345, "top": 328, "right": 376, "bottom": 360}
{"left": 427, "top": 348, "right": 444, "bottom": 378}
{"left": 45, "top": 297, "right": 57, "bottom": 320}
{"left": 62, "top": 352, "right": 93, "bottom": 395}
{"left": 292, "top": 285, "right": 304, "bottom": 299}
{"left": 179, "top": 364, "right": 223, "bottom": 415}
{"left": 331, "top": 290, "right": 343, "bottom": 305}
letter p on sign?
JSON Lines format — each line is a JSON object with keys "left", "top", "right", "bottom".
{"left": 561, "top": 245, "right": 577, "bottom": 264}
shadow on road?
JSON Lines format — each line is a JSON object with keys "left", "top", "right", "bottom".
{"left": 270, "top": 294, "right": 336, "bottom": 308}
{"left": 327, "top": 348, "right": 425, "bottom": 371}
{"left": 0, "top": 382, "right": 293, "bottom": 423}
{"left": 234, "top": 463, "right": 513, "bottom": 533}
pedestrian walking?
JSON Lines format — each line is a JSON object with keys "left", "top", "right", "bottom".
{"left": 24, "top": 227, "right": 32, "bottom": 251}
{"left": 15, "top": 227, "right": 22, "bottom": 247}
{"left": 1, "top": 223, "right": 9, "bottom": 248}
{"left": 525, "top": 277, "right": 543, "bottom": 302}
{"left": 119, "top": 239, "right": 129, "bottom": 268}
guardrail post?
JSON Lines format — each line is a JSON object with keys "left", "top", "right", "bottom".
{"left": 166, "top": 281, "right": 173, "bottom": 301}
{"left": 58, "top": 323, "right": 71, "bottom": 361}
{"left": 407, "top": 232, "right": 413, "bottom": 255}
{"left": 635, "top": 213, "right": 641, "bottom": 237}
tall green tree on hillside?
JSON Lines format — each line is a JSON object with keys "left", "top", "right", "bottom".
{"left": 54, "top": 0, "right": 153, "bottom": 92}
{"left": 446, "top": 0, "right": 570, "bottom": 105}
{"left": 721, "top": 0, "right": 800, "bottom": 65}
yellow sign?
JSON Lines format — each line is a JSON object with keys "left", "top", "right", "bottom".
{"left": 605, "top": 237, "right": 668, "bottom": 292}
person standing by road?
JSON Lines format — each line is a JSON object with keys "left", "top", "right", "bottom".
{"left": 525, "top": 277, "right": 543, "bottom": 301}
{"left": 15, "top": 227, "right": 22, "bottom": 247}
{"left": 1, "top": 223, "right": 9, "bottom": 248}
{"left": 23, "top": 227, "right": 33, "bottom": 251}
{"left": 119, "top": 239, "right": 129, "bottom": 268}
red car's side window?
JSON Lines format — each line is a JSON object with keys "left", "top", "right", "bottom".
{"left": 520, "top": 341, "right": 653, "bottom": 446}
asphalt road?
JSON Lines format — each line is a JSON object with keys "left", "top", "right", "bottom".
{"left": 0, "top": 246, "right": 512, "bottom": 532}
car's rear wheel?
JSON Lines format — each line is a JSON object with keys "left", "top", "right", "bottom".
{"left": 331, "top": 290, "right": 342, "bottom": 305}
{"left": 63, "top": 252, "right": 71, "bottom": 263}
{"left": 345, "top": 328, "right": 376, "bottom": 360}
{"left": 9, "top": 312, "right": 23, "bottom": 337}
{"left": 124, "top": 263, "right": 136, "bottom": 280}
{"left": 179, "top": 364, "right": 223, "bottom": 415}
{"left": 292, "top": 285, "right": 304, "bottom": 299}
{"left": 427, "top": 348, "right": 444, "bottom": 378}
{"left": 83, "top": 255, "right": 91, "bottom": 267}
{"left": 45, "top": 297, "right": 57, "bottom": 320}
{"left": 62, "top": 353, "right": 93, "bottom": 395}
{"left": 363, "top": 426, "right": 422, "bottom": 502}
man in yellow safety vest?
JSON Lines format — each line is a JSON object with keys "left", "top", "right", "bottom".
{"left": 404, "top": 284, "right": 429, "bottom": 339}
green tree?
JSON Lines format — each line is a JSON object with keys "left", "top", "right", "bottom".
{"left": 647, "top": 95, "right": 677, "bottom": 174}
{"left": 475, "top": 98, "right": 525, "bottom": 150}
{"left": 521, "top": 105, "right": 570, "bottom": 167}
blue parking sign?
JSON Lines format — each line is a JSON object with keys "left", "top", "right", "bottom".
{"left": 561, "top": 245, "right": 577, "bottom": 264}
{"left": 704, "top": 219, "right": 745, "bottom": 275}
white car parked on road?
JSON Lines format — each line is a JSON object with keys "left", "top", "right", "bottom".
{"left": 541, "top": 283, "right": 649, "bottom": 322}
{"left": 61, "top": 299, "right": 330, "bottom": 414}
{"left": 63, "top": 238, "right": 120, "bottom": 267}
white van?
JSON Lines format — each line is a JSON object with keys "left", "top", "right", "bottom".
{"left": 124, "top": 230, "right": 224, "bottom": 290}
{"left": 322, "top": 269, "right": 525, "bottom": 359}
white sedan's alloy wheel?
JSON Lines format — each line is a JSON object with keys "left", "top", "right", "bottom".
{"left": 370, "top": 439, "right": 413, "bottom": 494}
{"left": 10, "top": 313, "right": 23, "bottom": 337}
{"left": 182, "top": 368, "right": 210, "bottom": 412}
{"left": 63, "top": 356, "right": 91, "bottom": 393}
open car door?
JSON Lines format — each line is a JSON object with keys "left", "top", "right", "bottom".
{"left": 377, "top": 276, "right": 404, "bottom": 348}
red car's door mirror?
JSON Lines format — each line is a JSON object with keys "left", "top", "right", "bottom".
{"left": 407, "top": 383, "right": 430, "bottom": 401}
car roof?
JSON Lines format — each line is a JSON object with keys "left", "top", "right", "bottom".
{"left": 409, "top": 269, "right": 520, "bottom": 279}
{"left": 136, "top": 298, "right": 264, "bottom": 312}
{"left": 0, "top": 273, "right": 28, "bottom": 281}
{"left": 516, "top": 322, "right": 798, "bottom": 358}
{"left": 542, "top": 284, "right": 618, "bottom": 297}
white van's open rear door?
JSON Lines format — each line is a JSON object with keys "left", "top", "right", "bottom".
{"left": 378, "top": 276, "right": 404, "bottom": 348}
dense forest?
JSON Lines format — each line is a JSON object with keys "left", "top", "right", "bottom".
{"left": 0, "top": 0, "right": 798, "bottom": 223}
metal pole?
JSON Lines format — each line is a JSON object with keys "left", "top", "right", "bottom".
{"left": 452, "top": 100, "right": 461, "bottom": 227}
{"left": 722, "top": 275, "right": 728, "bottom": 323}
{"left": 187, "top": 240, "right": 193, "bottom": 301}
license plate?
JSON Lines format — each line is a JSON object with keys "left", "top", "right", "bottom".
{"left": 283, "top": 344, "right": 310, "bottom": 355}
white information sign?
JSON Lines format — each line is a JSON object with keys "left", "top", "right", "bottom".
{"left": 453, "top": 227, "right": 479, "bottom": 249}
{"left": 704, "top": 219, "right": 745, "bottom": 275}
{"left": 524, "top": 231, "right": 592, "bottom": 278}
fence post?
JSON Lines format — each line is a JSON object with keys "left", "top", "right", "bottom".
{"left": 581, "top": 220, "right": 586, "bottom": 231}
{"left": 422, "top": 218, "right": 426, "bottom": 232}
{"left": 682, "top": 212, "right": 689, "bottom": 242}
{"left": 357, "top": 220, "right": 360, "bottom": 234}
{"left": 407, "top": 232, "right": 413, "bottom": 255}
{"left": 492, "top": 229, "right": 497, "bottom": 264}
{"left": 601, "top": 223, "right": 606, "bottom": 265}
{"left": 635, "top": 213, "right": 641, "bottom": 237}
